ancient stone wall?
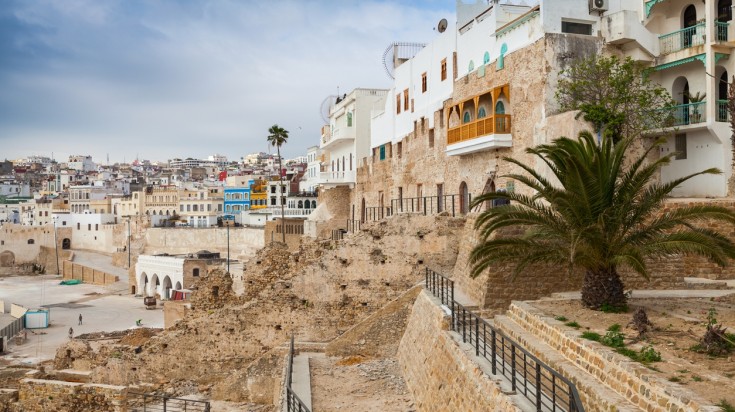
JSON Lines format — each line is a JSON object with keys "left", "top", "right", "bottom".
{"left": 62, "top": 261, "right": 119, "bottom": 285}
{"left": 0, "top": 224, "right": 56, "bottom": 264}
{"left": 163, "top": 300, "right": 189, "bottom": 328}
{"left": 504, "top": 301, "right": 714, "bottom": 412}
{"left": 144, "top": 227, "right": 263, "bottom": 259}
{"left": 263, "top": 219, "right": 304, "bottom": 251}
{"left": 307, "top": 185, "right": 351, "bottom": 238}
{"left": 37, "top": 246, "right": 72, "bottom": 275}
{"left": 397, "top": 290, "right": 524, "bottom": 412}
{"left": 14, "top": 378, "right": 127, "bottom": 412}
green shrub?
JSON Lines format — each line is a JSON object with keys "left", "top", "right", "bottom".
{"left": 554, "top": 316, "right": 568, "bottom": 322}
{"left": 581, "top": 332, "right": 601, "bottom": 342}
{"left": 564, "top": 321, "right": 581, "bottom": 329}
{"left": 607, "top": 324, "right": 622, "bottom": 332}
{"left": 601, "top": 331, "right": 625, "bottom": 348}
{"left": 638, "top": 345, "right": 661, "bottom": 362}
{"left": 600, "top": 303, "right": 628, "bottom": 313}
{"left": 668, "top": 376, "right": 681, "bottom": 383}
{"left": 718, "top": 400, "right": 735, "bottom": 412}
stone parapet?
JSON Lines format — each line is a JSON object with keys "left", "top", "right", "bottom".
{"left": 15, "top": 378, "right": 127, "bottom": 412}
{"left": 397, "top": 290, "right": 525, "bottom": 411}
{"left": 505, "top": 301, "right": 719, "bottom": 412}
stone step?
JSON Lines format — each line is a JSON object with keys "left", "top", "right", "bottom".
{"left": 492, "top": 314, "right": 640, "bottom": 412}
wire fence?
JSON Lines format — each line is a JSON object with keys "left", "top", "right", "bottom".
{"left": 127, "top": 392, "right": 210, "bottom": 412}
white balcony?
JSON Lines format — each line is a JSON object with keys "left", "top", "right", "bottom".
{"left": 320, "top": 127, "right": 356, "bottom": 149}
{"left": 263, "top": 208, "right": 313, "bottom": 218}
{"left": 319, "top": 170, "right": 356, "bottom": 186}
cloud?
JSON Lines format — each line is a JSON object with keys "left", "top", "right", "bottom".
{"left": 0, "top": 0, "right": 452, "bottom": 164}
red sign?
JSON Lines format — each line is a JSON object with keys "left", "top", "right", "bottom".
{"left": 218, "top": 171, "right": 227, "bottom": 181}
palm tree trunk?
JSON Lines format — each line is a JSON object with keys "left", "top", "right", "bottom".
{"left": 278, "top": 146, "right": 285, "bottom": 243}
{"left": 580, "top": 266, "right": 626, "bottom": 310}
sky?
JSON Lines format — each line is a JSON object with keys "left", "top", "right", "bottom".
{"left": 0, "top": 0, "right": 453, "bottom": 164}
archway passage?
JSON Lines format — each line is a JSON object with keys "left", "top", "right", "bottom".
{"left": 459, "top": 181, "right": 469, "bottom": 214}
{"left": 62, "top": 238, "right": 71, "bottom": 250}
{"left": 175, "top": 281, "right": 182, "bottom": 290}
{"left": 483, "top": 179, "right": 496, "bottom": 211}
{"left": 162, "top": 276, "right": 173, "bottom": 300}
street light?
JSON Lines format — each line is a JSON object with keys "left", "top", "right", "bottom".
{"left": 226, "top": 221, "right": 230, "bottom": 273}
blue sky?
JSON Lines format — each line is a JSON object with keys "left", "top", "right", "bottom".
{"left": 0, "top": 0, "right": 453, "bottom": 164}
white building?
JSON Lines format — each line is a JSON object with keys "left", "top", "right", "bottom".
{"left": 320, "top": 88, "right": 388, "bottom": 188}
{"left": 299, "top": 146, "right": 322, "bottom": 192}
{"left": 68, "top": 155, "right": 96, "bottom": 173}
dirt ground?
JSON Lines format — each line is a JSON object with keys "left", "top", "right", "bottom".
{"left": 532, "top": 295, "right": 735, "bottom": 406}
{"left": 310, "top": 356, "right": 414, "bottom": 412}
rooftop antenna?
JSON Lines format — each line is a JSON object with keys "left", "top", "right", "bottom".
{"left": 437, "top": 18, "right": 448, "bottom": 33}
{"left": 381, "top": 42, "right": 426, "bottom": 80}
{"left": 320, "top": 95, "right": 338, "bottom": 123}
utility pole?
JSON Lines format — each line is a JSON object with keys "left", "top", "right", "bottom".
{"left": 127, "top": 217, "right": 131, "bottom": 269}
{"left": 52, "top": 216, "right": 60, "bottom": 276}
{"left": 226, "top": 222, "right": 230, "bottom": 273}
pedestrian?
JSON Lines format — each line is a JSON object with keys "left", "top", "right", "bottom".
{"left": 78, "top": 313, "right": 83, "bottom": 325}
{"left": 68, "top": 327, "right": 73, "bottom": 339}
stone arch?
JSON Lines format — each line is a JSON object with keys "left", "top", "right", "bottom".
{"left": 459, "top": 181, "right": 469, "bottom": 214}
{"left": 483, "top": 178, "right": 496, "bottom": 211}
{"left": 149, "top": 274, "right": 160, "bottom": 297}
{"left": 139, "top": 272, "right": 148, "bottom": 296}
{"left": 175, "top": 281, "right": 182, "bottom": 290}
{"left": 0, "top": 251, "right": 15, "bottom": 267}
{"left": 162, "top": 276, "right": 173, "bottom": 300}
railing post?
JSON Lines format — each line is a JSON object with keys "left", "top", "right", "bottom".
{"left": 475, "top": 315, "right": 479, "bottom": 356}
{"left": 491, "top": 329, "right": 496, "bottom": 374}
{"left": 462, "top": 309, "right": 466, "bottom": 342}
{"left": 511, "top": 345, "right": 516, "bottom": 391}
{"left": 163, "top": 398, "right": 167, "bottom": 412}
{"left": 535, "top": 363, "right": 542, "bottom": 411}
{"left": 451, "top": 195, "right": 455, "bottom": 217}
{"left": 451, "top": 301, "right": 455, "bottom": 332}
{"left": 423, "top": 197, "right": 427, "bottom": 216}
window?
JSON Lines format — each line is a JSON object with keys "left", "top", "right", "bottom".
{"left": 478, "top": 107, "right": 487, "bottom": 119}
{"left": 28, "top": 239, "right": 34, "bottom": 244}
{"left": 561, "top": 20, "right": 592, "bottom": 35}
{"left": 495, "top": 101, "right": 505, "bottom": 115}
{"left": 193, "top": 268, "right": 200, "bottom": 277}
{"left": 88, "top": 224, "right": 91, "bottom": 231}
{"left": 440, "top": 58, "right": 447, "bottom": 81}
{"left": 429, "top": 129, "right": 435, "bottom": 148}
{"left": 397, "top": 142, "right": 403, "bottom": 158}
{"left": 396, "top": 94, "right": 401, "bottom": 114}
{"left": 403, "top": 89, "right": 409, "bottom": 111}
{"left": 95, "top": 224, "right": 98, "bottom": 231}
{"left": 77, "top": 223, "right": 80, "bottom": 230}
{"left": 675, "top": 134, "right": 687, "bottom": 160}
{"left": 380, "top": 145, "right": 386, "bottom": 161}
{"left": 180, "top": 205, "right": 184, "bottom": 212}
{"left": 347, "top": 112, "right": 353, "bottom": 127}
{"left": 421, "top": 72, "right": 427, "bottom": 93}
{"left": 483, "top": 51, "right": 490, "bottom": 65}
{"left": 463, "top": 111, "right": 472, "bottom": 124}
{"left": 271, "top": 197, "right": 277, "bottom": 205}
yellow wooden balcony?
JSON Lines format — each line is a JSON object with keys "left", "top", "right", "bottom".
{"left": 446, "top": 115, "right": 512, "bottom": 156}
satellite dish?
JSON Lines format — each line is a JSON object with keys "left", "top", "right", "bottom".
{"left": 437, "top": 18, "right": 448, "bottom": 33}
{"left": 320, "top": 95, "right": 337, "bottom": 123}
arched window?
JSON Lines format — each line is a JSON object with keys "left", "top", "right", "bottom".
{"left": 683, "top": 5, "right": 697, "bottom": 47}
{"left": 468, "top": 60, "right": 475, "bottom": 72}
{"left": 312, "top": 200, "right": 317, "bottom": 208}
{"left": 719, "top": 0, "right": 732, "bottom": 22}
{"left": 463, "top": 111, "right": 472, "bottom": 124}
{"left": 478, "top": 107, "right": 487, "bottom": 119}
{"left": 298, "top": 200, "right": 303, "bottom": 208}
{"left": 483, "top": 51, "right": 490, "bottom": 65}
{"left": 495, "top": 101, "right": 505, "bottom": 114}
{"left": 459, "top": 182, "right": 469, "bottom": 214}
{"left": 719, "top": 71, "right": 728, "bottom": 100}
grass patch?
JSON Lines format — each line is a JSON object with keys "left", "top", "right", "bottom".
{"left": 564, "top": 321, "right": 581, "bottom": 329}
{"left": 607, "top": 324, "right": 622, "bottom": 332}
{"left": 668, "top": 376, "right": 681, "bottom": 383}
{"left": 600, "top": 303, "right": 628, "bottom": 313}
{"left": 614, "top": 345, "right": 661, "bottom": 363}
{"left": 677, "top": 369, "right": 690, "bottom": 374}
{"left": 554, "top": 315, "right": 568, "bottom": 322}
{"left": 691, "top": 375, "right": 703, "bottom": 382}
{"left": 581, "top": 332, "right": 601, "bottom": 342}
{"left": 718, "top": 400, "right": 735, "bottom": 412}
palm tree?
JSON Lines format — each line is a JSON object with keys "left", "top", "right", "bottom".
{"left": 470, "top": 131, "right": 735, "bottom": 310}
{"left": 267, "top": 124, "right": 289, "bottom": 243}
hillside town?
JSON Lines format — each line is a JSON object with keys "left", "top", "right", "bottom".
{"left": 3, "top": 0, "right": 735, "bottom": 411}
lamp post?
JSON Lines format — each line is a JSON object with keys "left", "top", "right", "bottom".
{"left": 52, "top": 216, "right": 60, "bottom": 276}
{"left": 226, "top": 221, "right": 230, "bottom": 273}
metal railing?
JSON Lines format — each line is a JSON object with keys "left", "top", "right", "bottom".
{"left": 424, "top": 270, "right": 585, "bottom": 412}
{"left": 285, "top": 335, "right": 311, "bottom": 412}
{"left": 346, "top": 219, "right": 361, "bottom": 233}
{"left": 364, "top": 207, "right": 392, "bottom": 222}
{"left": 331, "top": 229, "right": 345, "bottom": 241}
{"left": 128, "top": 392, "right": 210, "bottom": 412}
{"left": 717, "top": 21, "right": 729, "bottom": 42}
{"left": 718, "top": 99, "right": 730, "bottom": 122}
{"left": 659, "top": 22, "right": 705, "bottom": 54}
{"left": 391, "top": 193, "right": 473, "bottom": 217}
{"left": 664, "top": 101, "right": 706, "bottom": 126}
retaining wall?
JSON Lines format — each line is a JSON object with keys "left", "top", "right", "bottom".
{"left": 62, "top": 261, "right": 118, "bottom": 285}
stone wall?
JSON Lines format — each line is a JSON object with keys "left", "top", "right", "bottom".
{"left": 144, "top": 227, "right": 263, "bottom": 259}
{"left": 0, "top": 224, "right": 57, "bottom": 264}
{"left": 397, "top": 290, "right": 525, "bottom": 412}
{"left": 37, "top": 246, "right": 72, "bottom": 275}
{"left": 504, "top": 301, "right": 714, "bottom": 412}
{"left": 306, "top": 185, "right": 351, "bottom": 238}
{"left": 263, "top": 219, "right": 304, "bottom": 251}
{"left": 14, "top": 378, "right": 127, "bottom": 412}
{"left": 163, "top": 300, "right": 189, "bottom": 328}
{"left": 62, "top": 261, "right": 119, "bottom": 285}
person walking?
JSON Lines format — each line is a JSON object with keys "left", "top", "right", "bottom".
{"left": 68, "top": 327, "right": 73, "bottom": 339}
{"left": 78, "top": 314, "right": 83, "bottom": 325}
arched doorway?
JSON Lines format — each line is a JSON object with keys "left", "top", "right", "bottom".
{"left": 682, "top": 5, "right": 697, "bottom": 47}
{"left": 162, "top": 276, "right": 173, "bottom": 300}
{"left": 483, "top": 179, "right": 496, "bottom": 211}
{"left": 149, "top": 274, "right": 159, "bottom": 297}
{"left": 131, "top": 285, "right": 136, "bottom": 295}
{"left": 720, "top": 70, "right": 729, "bottom": 121}
{"left": 62, "top": 238, "right": 71, "bottom": 250}
{"left": 459, "top": 181, "right": 469, "bottom": 214}
{"left": 719, "top": 0, "right": 732, "bottom": 22}
{"left": 175, "top": 281, "right": 182, "bottom": 290}
{"left": 672, "top": 76, "right": 690, "bottom": 124}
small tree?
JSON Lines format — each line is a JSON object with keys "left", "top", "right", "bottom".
{"left": 556, "top": 55, "right": 674, "bottom": 143}
{"left": 470, "top": 131, "right": 735, "bottom": 310}
{"left": 267, "top": 124, "right": 289, "bottom": 243}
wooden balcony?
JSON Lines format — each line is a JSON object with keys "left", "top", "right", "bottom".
{"left": 446, "top": 115, "right": 512, "bottom": 156}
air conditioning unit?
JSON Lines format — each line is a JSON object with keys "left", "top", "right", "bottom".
{"left": 589, "top": 0, "right": 609, "bottom": 12}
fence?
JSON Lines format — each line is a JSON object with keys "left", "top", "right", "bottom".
{"left": 659, "top": 22, "right": 705, "bottom": 54}
{"left": 346, "top": 219, "right": 361, "bottom": 233}
{"left": 424, "top": 268, "right": 585, "bottom": 412}
{"left": 331, "top": 229, "right": 345, "bottom": 241}
{"left": 0, "top": 317, "right": 23, "bottom": 349}
{"left": 391, "top": 193, "right": 473, "bottom": 217}
{"left": 364, "top": 207, "right": 392, "bottom": 221}
{"left": 127, "top": 392, "right": 210, "bottom": 412}
{"left": 285, "top": 335, "right": 311, "bottom": 412}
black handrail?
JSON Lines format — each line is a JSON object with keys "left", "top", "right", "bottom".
{"left": 127, "top": 392, "right": 211, "bottom": 411}
{"left": 286, "top": 335, "right": 311, "bottom": 412}
{"left": 363, "top": 206, "right": 392, "bottom": 222}
{"left": 423, "top": 270, "right": 585, "bottom": 412}
{"left": 391, "top": 193, "right": 473, "bottom": 217}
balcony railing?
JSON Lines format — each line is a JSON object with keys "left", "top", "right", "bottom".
{"left": 263, "top": 208, "right": 313, "bottom": 217}
{"left": 447, "top": 115, "right": 512, "bottom": 145}
{"left": 319, "top": 170, "right": 355, "bottom": 185}
{"left": 718, "top": 99, "right": 730, "bottom": 122}
{"left": 659, "top": 22, "right": 705, "bottom": 55}
{"left": 666, "top": 102, "right": 706, "bottom": 126}
{"left": 321, "top": 127, "right": 356, "bottom": 146}
{"left": 717, "top": 21, "right": 729, "bottom": 42}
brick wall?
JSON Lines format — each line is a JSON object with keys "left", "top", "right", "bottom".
{"left": 397, "top": 290, "right": 525, "bottom": 411}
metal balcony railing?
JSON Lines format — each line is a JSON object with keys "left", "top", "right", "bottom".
{"left": 663, "top": 102, "right": 707, "bottom": 126}
{"left": 718, "top": 99, "right": 730, "bottom": 122}
{"left": 423, "top": 268, "right": 585, "bottom": 412}
{"left": 391, "top": 193, "right": 473, "bottom": 217}
{"left": 659, "top": 22, "right": 705, "bottom": 54}
{"left": 717, "top": 21, "right": 729, "bottom": 42}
